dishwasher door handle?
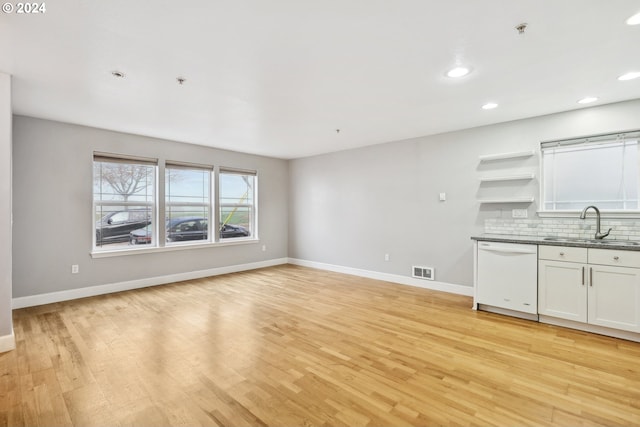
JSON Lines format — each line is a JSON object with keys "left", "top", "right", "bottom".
{"left": 478, "top": 245, "right": 537, "bottom": 255}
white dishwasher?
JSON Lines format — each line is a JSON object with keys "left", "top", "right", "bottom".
{"left": 476, "top": 241, "right": 538, "bottom": 315}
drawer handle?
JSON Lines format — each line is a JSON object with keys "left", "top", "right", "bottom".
{"left": 559, "top": 252, "right": 565, "bottom": 256}
{"left": 613, "top": 256, "right": 620, "bottom": 261}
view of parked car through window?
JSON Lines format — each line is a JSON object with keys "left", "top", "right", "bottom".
{"left": 219, "top": 170, "right": 255, "bottom": 240}
{"left": 128, "top": 217, "right": 249, "bottom": 245}
{"left": 96, "top": 209, "right": 152, "bottom": 245}
{"left": 94, "top": 155, "right": 156, "bottom": 248}
{"left": 94, "top": 154, "right": 256, "bottom": 250}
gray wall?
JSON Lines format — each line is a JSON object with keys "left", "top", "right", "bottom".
{"left": 288, "top": 99, "right": 640, "bottom": 287}
{"left": 12, "top": 116, "right": 289, "bottom": 298}
{"left": 11, "top": 99, "right": 640, "bottom": 300}
{"left": 0, "top": 73, "right": 12, "bottom": 339}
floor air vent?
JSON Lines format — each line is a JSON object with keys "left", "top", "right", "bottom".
{"left": 412, "top": 266, "right": 434, "bottom": 280}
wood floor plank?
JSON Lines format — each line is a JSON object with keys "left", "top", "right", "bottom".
{"left": 3, "top": 264, "right": 640, "bottom": 425}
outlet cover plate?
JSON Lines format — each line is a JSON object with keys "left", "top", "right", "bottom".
{"left": 512, "top": 209, "right": 528, "bottom": 218}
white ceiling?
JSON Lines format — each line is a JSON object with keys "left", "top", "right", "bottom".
{"left": 1, "top": 1, "right": 640, "bottom": 159}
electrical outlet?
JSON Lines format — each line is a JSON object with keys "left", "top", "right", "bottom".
{"left": 384, "top": 253, "right": 390, "bottom": 261}
{"left": 262, "top": 244, "right": 267, "bottom": 252}
{"left": 71, "top": 264, "right": 79, "bottom": 274}
{"left": 512, "top": 209, "right": 528, "bottom": 218}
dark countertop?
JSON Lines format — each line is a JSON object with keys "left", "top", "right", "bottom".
{"left": 471, "top": 233, "right": 640, "bottom": 251}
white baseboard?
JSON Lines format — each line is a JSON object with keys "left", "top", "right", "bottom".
{"left": 12, "top": 258, "right": 289, "bottom": 309}
{"left": 288, "top": 258, "right": 473, "bottom": 296}
{"left": 539, "top": 315, "right": 640, "bottom": 343}
{"left": 0, "top": 331, "right": 15, "bottom": 353}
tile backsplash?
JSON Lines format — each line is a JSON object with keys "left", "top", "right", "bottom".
{"left": 485, "top": 218, "right": 640, "bottom": 240}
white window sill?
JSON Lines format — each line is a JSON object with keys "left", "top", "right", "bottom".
{"left": 91, "top": 238, "right": 260, "bottom": 258}
{"left": 537, "top": 210, "right": 640, "bottom": 219}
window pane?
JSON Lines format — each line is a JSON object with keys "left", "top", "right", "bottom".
{"left": 165, "top": 167, "right": 211, "bottom": 244}
{"left": 93, "top": 157, "right": 156, "bottom": 249}
{"left": 93, "top": 161, "right": 155, "bottom": 203}
{"left": 166, "top": 168, "right": 210, "bottom": 204}
{"left": 219, "top": 172, "right": 255, "bottom": 239}
{"left": 219, "top": 173, "right": 254, "bottom": 204}
{"left": 542, "top": 140, "right": 639, "bottom": 210}
{"left": 95, "top": 205, "right": 153, "bottom": 248}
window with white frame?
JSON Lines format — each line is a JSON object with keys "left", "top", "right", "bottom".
{"left": 165, "top": 162, "right": 212, "bottom": 244}
{"left": 541, "top": 131, "right": 640, "bottom": 212}
{"left": 219, "top": 169, "right": 256, "bottom": 239}
{"left": 93, "top": 154, "right": 157, "bottom": 249}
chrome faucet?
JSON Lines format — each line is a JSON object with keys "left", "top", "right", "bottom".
{"left": 580, "top": 205, "right": 611, "bottom": 239}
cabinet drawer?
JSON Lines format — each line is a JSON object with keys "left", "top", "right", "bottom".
{"left": 588, "top": 248, "right": 640, "bottom": 268}
{"left": 539, "top": 245, "right": 587, "bottom": 263}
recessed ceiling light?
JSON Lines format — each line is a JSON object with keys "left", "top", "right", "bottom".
{"left": 626, "top": 12, "right": 640, "bottom": 25}
{"left": 618, "top": 71, "right": 640, "bottom": 81}
{"left": 577, "top": 97, "right": 598, "bottom": 104}
{"left": 482, "top": 102, "right": 498, "bottom": 110}
{"left": 111, "top": 71, "right": 125, "bottom": 78}
{"left": 446, "top": 67, "right": 471, "bottom": 78}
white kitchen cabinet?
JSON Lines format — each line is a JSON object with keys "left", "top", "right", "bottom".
{"left": 589, "top": 264, "right": 640, "bottom": 332}
{"left": 538, "top": 259, "right": 587, "bottom": 322}
{"left": 538, "top": 245, "right": 640, "bottom": 333}
{"left": 538, "top": 245, "right": 587, "bottom": 322}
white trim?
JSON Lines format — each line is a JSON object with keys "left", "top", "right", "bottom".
{"left": 287, "top": 258, "right": 473, "bottom": 296}
{"left": 0, "top": 331, "right": 15, "bottom": 353}
{"left": 12, "top": 258, "right": 288, "bottom": 309}
{"left": 91, "top": 238, "right": 260, "bottom": 258}
{"left": 539, "top": 315, "right": 640, "bottom": 343}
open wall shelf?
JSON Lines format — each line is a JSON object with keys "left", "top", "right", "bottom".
{"left": 479, "top": 173, "right": 535, "bottom": 183}
{"left": 478, "top": 150, "right": 535, "bottom": 162}
{"left": 478, "top": 197, "right": 535, "bottom": 204}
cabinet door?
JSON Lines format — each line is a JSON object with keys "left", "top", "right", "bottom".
{"left": 538, "top": 260, "right": 587, "bottom": 322}
{"left": 588, "top": 265, "right": 640, "bottom": 333}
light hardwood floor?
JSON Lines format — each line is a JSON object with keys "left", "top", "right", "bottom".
{"left": 2, "top": 264, "right": 640, "bottom": 426}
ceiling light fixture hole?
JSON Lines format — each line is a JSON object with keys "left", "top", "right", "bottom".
{"left": 515, "top": 23, "right": 528, "bottom": 34}
{"left": 111, "top": 71, "right": 125, "bottom": 78}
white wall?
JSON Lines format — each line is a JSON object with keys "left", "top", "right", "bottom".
{"left": 0, "top": 72, "right": 14, "bottom": 352}
{"left": 288, "top": 99, "right": 640, "bottom": 288}
{"left": 12, "top": 116, "right": 289, "bottom": 300}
